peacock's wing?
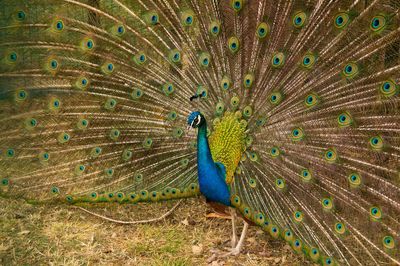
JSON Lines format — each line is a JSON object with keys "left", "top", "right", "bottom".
{"left": 225, "top": 1, "right": 400, "bottom": 265}
{"left": 209, "top": 112, "right": 246, "bottom": 183}
{"left": 0, "top": 0, "right": 219, "bottom": 203}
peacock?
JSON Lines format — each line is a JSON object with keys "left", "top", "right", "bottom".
{"left": 1, "top": 0, "right": 400, "bottom": 264}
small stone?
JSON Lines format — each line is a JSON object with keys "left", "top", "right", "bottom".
{"left": 211, "top": 261, "right": 224, "bottom": 266}
{"left": 18, "top": 230, "right": 30, "bottom": 235}
{"left": 192, "top": 244, "right": 203, "bottom": 255}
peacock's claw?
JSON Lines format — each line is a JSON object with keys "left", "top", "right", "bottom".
{"left": 208, "top": 221, "right": 248, "bottom": 262}
{"left": 207, "top": 248, "right": 241, "bottom": 263}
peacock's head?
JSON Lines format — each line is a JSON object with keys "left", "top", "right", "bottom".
{"left": 187, "top": 111, "right": 205, "bottom": 128}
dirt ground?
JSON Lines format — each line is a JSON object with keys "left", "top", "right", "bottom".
{"left": 0, "top": 197, "right": 314, "bottom": 265}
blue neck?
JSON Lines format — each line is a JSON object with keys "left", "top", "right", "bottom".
{"left": 196, "top": 121, "right": 231, "bottom": 206}
{"left": 197, "top": 121, "right": 214, "bottom": 167}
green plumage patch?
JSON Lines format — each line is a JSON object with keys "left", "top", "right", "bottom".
{"left": 209, "top": 112, "right": 246, "bottom": 183}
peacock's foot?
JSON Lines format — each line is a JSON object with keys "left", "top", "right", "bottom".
{"left": 208, "top": 221, "right": 249, "bottom": 262}
{"left": 207, "top": 247, "right": 241, "bottom": 262}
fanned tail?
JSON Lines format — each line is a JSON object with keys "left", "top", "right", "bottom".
{"left": 228, "top": 1, "right": 400, "bottom": 265}
{"left": 0, "top": 0, "right": 207, "bottom": 202}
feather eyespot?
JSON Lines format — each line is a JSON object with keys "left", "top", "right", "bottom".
{"left": 243, "top": 73, "right": 254, "bottom": 89}
{"left": 109, "top": 128, "right": 120, "bottom": 141}
{"left": 257, "top": 22, "right": 270, "bottom": 38}
{"left": 370, "top": 15, "right": 387, "bottom": 32}
{"left": 144, "top": 11, "right": 159, "bottom": 26}
{"left": 51, "top": 187, "right": 60, "bottom": 195}
{"left": 220, "top": 76, "right": 231, "bottom": 91}
{"left": 293, "top": 11, "right": 307, "bottom": 28}
{"left": 342, "top": 62, "right": 359, "bottom": 79}
{"left": 198, "top": 52, "right": 211, "bottom": 67}
{"left": 169, "top": 49, "right": 181, "bottom": 63}
{"left": 322, "top": 198, "right": 333, "bottom": 211}
{"left": 304, "top": 93, "right": 319, "bottom": 108}
{"left": 334, "top": 12, "right": 350, "bottom": 29}
{"left": 379, "top": 80, "right": 398, "bottom": 97}
{"left": 271, "top": 52, "right": 285, "bottom": 68}
{"left": 209, "top": 21, "right": 221, "bottom": 36}
{"left": 301, "top": 53, "right": 316, "bottom": 69}
{"left": 291, "top": 127, "right": 304, "bottom": 141}
{"left": 228, "top": 36, "right": 240, "bottom": 53}
{"left": 348, "top": 172, "right": 362, "bottom": 188}
{"left": 337, "top": 111, "right": 353, "bottom": 127}
{"left": 383, "top": 236, "right": 395, "bottom": 249}
{"left": 15, "top": 10, "right": 26, "bottom": 21}
{"left": 231, "top": 0, "right": 243, "bottom": 12}
{"left": 293, "top": 211, "right": 303, "bottom": 222}
{"left": 324, "top": 148, "right": 338, "bottom": 163}
{"left": 309, "top": 247, "right": 320, "bottom": 262}
{"left": 300, "top": 169, "right": 312, "bottom": 182}
{"left": 370, "top": 206, "right": 382, "bottom": 220}
{"left": 181, "top": 10, "right": 194, "bottom": 26}
{"left": 275, "top": 178, "right": 285, "bottom": 189}
{"left": 334, "top": 222, "right": 346, "bottom": 235}
{"left": 269, "top": 91, "right": 284, "bottom": 105}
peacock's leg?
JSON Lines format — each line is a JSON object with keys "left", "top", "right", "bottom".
{"left": 230, "top": 221, "right": 249, "bottom": 255}
{"left": 208, "top": 220, "right": 249, "bottom": 262}
{"left": 230, "top": 208, "right": 238, "bottom": 248}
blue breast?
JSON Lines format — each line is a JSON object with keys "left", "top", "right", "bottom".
{"left": 196, "top": 121, "right": 231, "bottom": 206}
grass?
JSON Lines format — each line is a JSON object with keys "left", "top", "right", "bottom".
{"left": 0, "top": 197, "right": 314, "bottom": 265}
